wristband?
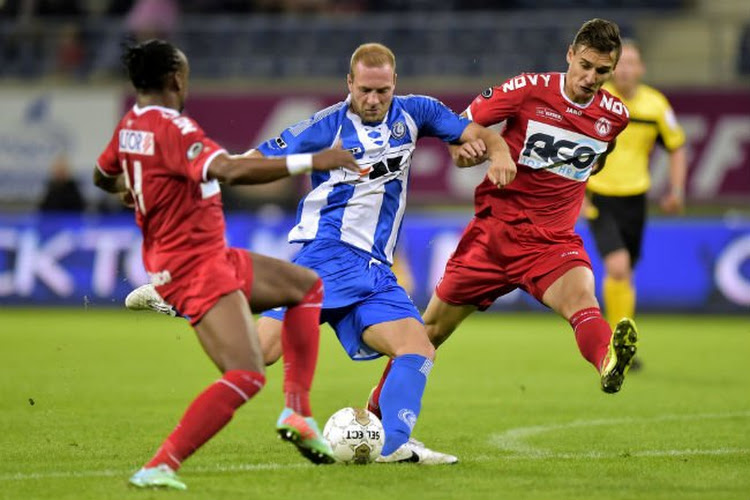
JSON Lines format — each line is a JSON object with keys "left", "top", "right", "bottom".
{"left": 286, "top": 154, "right": 313, "bottom": 175}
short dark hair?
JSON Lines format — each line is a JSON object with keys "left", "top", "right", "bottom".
{"left": 572, "top": 18, "right": 622, "bottom": 61}
{"left": 122, "top": 39, "right": 181, "bottom": 92}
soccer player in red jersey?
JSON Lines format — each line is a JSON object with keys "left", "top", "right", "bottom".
{"left": 94, "top": 39, "right": 359, "bottom": 490}
{"left": 367, "top": 19, "right": 639, "bottom": 416}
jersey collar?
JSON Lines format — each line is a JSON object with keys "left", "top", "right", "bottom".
{"left": 559, "top": 74, "right": 595, "bottom": 109}
{"left": 132, "top": 104, "right": 180, "bottom": 117}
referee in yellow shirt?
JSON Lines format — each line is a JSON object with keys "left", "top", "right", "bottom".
{"left": 587, "top": 40, "right": 687, "bottom": 368}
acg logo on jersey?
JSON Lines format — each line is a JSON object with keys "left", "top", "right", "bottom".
{"left": 519, "top": 119, "right": 607, "bottom": 182}
{"left": 119, "top": 130, "right": 154, "bottom": 156}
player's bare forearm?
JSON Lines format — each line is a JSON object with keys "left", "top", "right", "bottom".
{"left": 660, "top": 146, "right": 687, "bottom": 213}
{"left": 449, "top": 142, "right": 486, "bottom": 168}
{"left": 668, "top": 146, "right": 687, "bottom": 199}
{"left": 457, "top": 122, "right": 512, "bottom": 166}
{"left": 210, "top": 153, "right": 292, "bottom": 185}
{"left": 209, "top": 148, "right": 358, "bottom": 185}
{"left": 93, "top": 167, "right": 127, "bottom": 193}
{"left": 452, "top": 122, "right": 489, "bottom": 167}
{"left": 459, "top": 123, "right": 516, "bottom": 187}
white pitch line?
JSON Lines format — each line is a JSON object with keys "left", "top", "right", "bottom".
{"left": 0, "top": 462, "right": 312, "bottom": 482}
{"left": 489, "top": 410, "right": 750, "bottom": 460}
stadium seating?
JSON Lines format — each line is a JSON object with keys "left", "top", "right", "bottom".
{"left": 0, "top": 12, "right": 642, "bottom": 81}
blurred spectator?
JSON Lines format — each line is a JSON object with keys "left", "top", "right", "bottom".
{"left": 39, "top": 154, "right": 85, "bottom": 212}
{"left": 91, "top": 0, "right": 180, "bottom": 79}
{"left": 54, "top": 22, "right": 85, "bottom": 78}
{"left": 125, "top": 0, "right": 179, "bottom": 40}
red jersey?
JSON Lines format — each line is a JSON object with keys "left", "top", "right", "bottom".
{"left": 96, "top": 104, "right": 227, "bottom": 283}
{"left": 467, "top": 72, "right": 629, "bottom": 231}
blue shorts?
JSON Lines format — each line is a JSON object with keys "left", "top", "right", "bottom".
{"left": 261, "top": 239, "right": 422, "bottom": 360}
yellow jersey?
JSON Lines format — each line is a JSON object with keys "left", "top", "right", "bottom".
{"left": 588, "top": 82, "right": 685, "bottom": 196}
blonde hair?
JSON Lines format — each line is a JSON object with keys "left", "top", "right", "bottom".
{"left": 349, "top": 43, "right": 396, "bottom": 76}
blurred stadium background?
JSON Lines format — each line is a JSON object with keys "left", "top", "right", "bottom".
{"left": 0, "top": 0, "right": 748, "bottom": 313}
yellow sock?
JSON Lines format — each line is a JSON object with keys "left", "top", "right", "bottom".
{"left": 603, "top": 276, "right": 635, "bottom": 328}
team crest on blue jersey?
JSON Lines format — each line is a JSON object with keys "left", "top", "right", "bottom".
{"left": 391, "top": 121, "right": 406, "bottom": 139}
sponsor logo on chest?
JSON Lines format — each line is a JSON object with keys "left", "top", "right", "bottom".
{"left": 119, "top": 129, "right": 154, "bottom": 156}
{"left": 518, "top": 119, "right": 607, "bottom": 182}
{"left": 536, "top": 107, "right": 563, "bottom": 122}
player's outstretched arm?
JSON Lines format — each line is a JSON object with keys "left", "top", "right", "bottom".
{"left": 208, "top": 148, "right": 359, "bottom": 185}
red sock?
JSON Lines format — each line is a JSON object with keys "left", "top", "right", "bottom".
{"left": 281, "top": 278, "right": 323, "bottom": 417}
{"left": 145, "top": 370, "right": 265, "bottom": 471}
{"left": 569, "top": 307, "right": 611, "bottom": 371}
{"left": 367, "top": 358, "right": 393, "bottom": 420}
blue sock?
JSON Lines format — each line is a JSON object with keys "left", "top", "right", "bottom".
{"left": 379, "top": 354, "right": 433, "bottom": 456}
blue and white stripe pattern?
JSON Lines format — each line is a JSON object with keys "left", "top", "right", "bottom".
{"left": 257, "top": 94, "right": 469, "bottom": 264}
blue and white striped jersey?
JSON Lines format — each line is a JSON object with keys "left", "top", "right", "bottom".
{"left": 256, "top": 94, "right": 470, "bottom": 265}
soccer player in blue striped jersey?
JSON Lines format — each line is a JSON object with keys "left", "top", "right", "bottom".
{"left": 251, "top": 43, "right": 514, "bottom": 464}
{"left": 126, "top": 42, "right": 515, "bottom": 463}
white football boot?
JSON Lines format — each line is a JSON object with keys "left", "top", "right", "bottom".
{"left": 124, "top": 284, "right": 178, "bottom": 317}
{"left": 375, "top": 437, "right": 458, "bottom": 465}
{"left": 129, "top": 464, "right": 187, "bottom": 490}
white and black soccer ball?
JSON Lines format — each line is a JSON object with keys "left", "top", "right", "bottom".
{"left": 322, "top": 407, "right": 385, "bottom": 464}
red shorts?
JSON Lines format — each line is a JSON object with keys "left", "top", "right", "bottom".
{"left": 436, "top": 215, "right": 591, "bottom": 310}
{"left": 155, "top": 247, "right": 253, "bottom": 325}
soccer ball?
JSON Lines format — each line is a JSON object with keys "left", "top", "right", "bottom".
{"left": 322, "top": 407, "right": 385, "bottom": 464}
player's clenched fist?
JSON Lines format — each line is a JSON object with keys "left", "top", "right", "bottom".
{"left": 453, "top": 139, "right": 489, "bottom": 167}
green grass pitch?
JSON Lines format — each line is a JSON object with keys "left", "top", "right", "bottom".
{"left": 1, "top": 308, "right": 748, "bottom": 500}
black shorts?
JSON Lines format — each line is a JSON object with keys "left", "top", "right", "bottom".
{"left": 588, "top": 193, "right": 647, "bottom": 265}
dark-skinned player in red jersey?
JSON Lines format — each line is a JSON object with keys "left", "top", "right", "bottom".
{"left": 94, "top": 39, "right": 359, "bottom": 490}
{"left": 367, "top": 19, "right": 639, "bottom": 418}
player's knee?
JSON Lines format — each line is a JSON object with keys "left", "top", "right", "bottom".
{"left": 223, "top": 353, "right": 265, "bottom": 376}
{"left": 298, "top": 267, "right": 320, "bottom": 291}
{"left": 607, "top": 268, "right": 631, "bottom": 282}
{"left": 262, "top": 343, "right": 281, "bottom": 366}
{"left": 604, "top": 251, "right": 631, "bottom": 280}
{"left": 287, "top": 266, "right": 320, "bottom": 305}
{"left": 257, "top": 318, "right": 283, "bottom": 365}
{"left": 395, "top": 335, "right": 435, "bottom": 360}
{"left": 563, "top": 290, "right": 599, "bottom": 318}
